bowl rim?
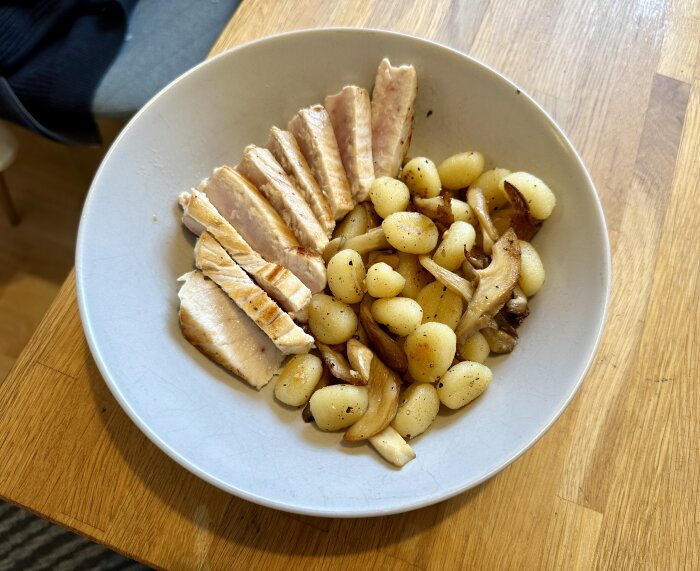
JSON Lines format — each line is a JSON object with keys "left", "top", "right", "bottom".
{"left": 76, "top": 26, "right": 612, "bottom": 517}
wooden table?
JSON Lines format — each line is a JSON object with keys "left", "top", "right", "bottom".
{"left": 2, "top": 1, "right": 699, "bottom": 568}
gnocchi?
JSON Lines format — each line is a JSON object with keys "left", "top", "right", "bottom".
{"left": 308, "top": 294, "right": 358, "bottom": 344}
{"left": 369, "top": 177, "right": 411, "bottom": 218}
{"left": 391, "top": 383, "right": 440, "bottom": 439}
{"left": 433, "top": 221, "right": 476, "bottom": 271}
{"left": 437, "top": 151, "right": 485, "bottom": 190}
{"left": 382, "top": 212, "right": 439, "bottom": 254}
{"left": 371, "top": 297, "right": 424, "bottom": 336}
{"left": 437, "top": 361, "right": 492, "bottom": 409}
{"left": 309, "top": 385, "right": 369, "bottom": 431}
{"left": 472, "top": 167, "right": 511, "bottom": 211}
{"left": 327, "top": 249, "right": 366, "bottom": 304}
{"left": 397, "top": 252, "right": 434, "bottom": 299}
{"left": 459, "top": 332, "right": 490, "bottom": 363}
{"left": 500, "top": 172, "right": 556, "bottom": 220}
{"left": 333, "top": 203, "right": 369, "bottom": 239}
{"left": 366, "top": 262, "right": 405, "bottom": 298}
{"left": 518, "top": 240, "right": 545, "bottom": 296}
{"left": 401, "top": 157, "right": 442, "bottom": 198}
{"left": 416, "top": 281, "right": 463, "bottom": 330}
{"left": 405, "top": 322, "right": 456, "bottom": 383}
{"left": 274, "top": 354, "right": 323, "bottom": 407}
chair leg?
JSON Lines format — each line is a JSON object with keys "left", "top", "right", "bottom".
{"left": 0, "top": 172, "right": 19, "bottom": 226}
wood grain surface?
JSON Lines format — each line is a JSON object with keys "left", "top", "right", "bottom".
{"left": 2, "top": 1, "right": 699, "bottom": 569}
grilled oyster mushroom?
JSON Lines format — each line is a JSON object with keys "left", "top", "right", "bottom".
{"left": 316, "top": 342, "right": 365, "bottom": 385}
{"left": 323, "top": 227, "right": 390, "bottom": 262}
{"left": 503, "top": 180, "right": 541, "bottom": 241}
{"left": 467, "top": 186, "right": 499, "bottom": 242}
{"left": 504, "top": 285, "right": 530, "bottom": 327}
{"left": 413, "top": 194, "right": 455, "bottom": 227}
{"left": 359, "top": 297, "right": 408, "bottom": 373}
{"left": 480, "top": 323, "right": 517, "bottom": 354}
{"left": 456, "top": 228, "right": 521, "bottom": 358}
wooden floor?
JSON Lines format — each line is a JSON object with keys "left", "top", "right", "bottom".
{"left": 0, "top": 121, "right": 124, "bottom": 381}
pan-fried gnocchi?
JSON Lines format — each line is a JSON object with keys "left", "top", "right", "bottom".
{"left": 416, "top": 282, "right": 463, "bottom": 330}
{"left": 518, "top": 240, "right": 545, "bottom": 296}
{"left": 327, "top": 249, "right": 366, "bottom": 304}
{"left": 405, "top": 322, "right": 456, "bottom": 383}
{"left": 391, "top": 383, "right": 440, "bottom": 439}
{"left": 459, "top": 331, "right": 490, "bottom": 363}
{"left": 437, "top": 151, "right": 484, "bottom": 190}
{"left": 371, "top": 297, "right": 423, "bottom": 336}
{"left": 433, "top": 221, "right": 476, "bottom": 271}
{"left": 366, "top": 262, "right": 405, "bottom": 298}
{"left": 369, "top": 177, "right": 411, "bottom": 218}
{"left": 274, "top": 354, "right": 323, "bottom": 406}
{"left": 382, "top": 212, "right": 439, "bottom": 254}
{"left": 402, "top": 157, "right": 442, "bottom": 198}
{"left": 308, "top": 293, "right": 358, "bottom": 344}
{"left": 264, "top": 142, "right": 555, "bottom": 468}
{"left": 437, "top": 361, "right": 493, "bottom": 409}
{"left": 309, "top": 385, "right": 369, "bottom": 431}
{"left": 500, "top": 172, "right": 556, "bottom": 219}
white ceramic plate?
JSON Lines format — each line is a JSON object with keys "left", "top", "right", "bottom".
{"left": 76, "top": 29, "right": 610, "bottom": 517}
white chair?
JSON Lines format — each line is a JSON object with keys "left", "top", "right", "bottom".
{"left": 0, "top": 121, "right": 19, "bottom": 225}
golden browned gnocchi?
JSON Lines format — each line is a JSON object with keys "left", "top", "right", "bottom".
{"left": 451, "top": 198, "right": 477, "bottom": 225}
{"left": 437, "top": 361, "right": 492, "bottom": 409}
{"left": 437, "top": 151, "right": 484, "bottom": 190}
{"left": 327, "top": 249, "right": 366, "bottom": 304}
{"left": 274, "top": 354, "right": 323, "bottom": 406}
{"left": 401, "top": 157, "right": 442, "bottom": 198}
{"left": 405, "top": 322, "right": 456, "bottom": 383}
{"left": 369, "top": 177, "right": 411, "bottom": 218}
{"left": 382, "top": 212, "right": 439, "bottom": 254}
{"left": 500, "top": 172, "right": 556, "bottom": 219}
{"left": 371, "top": 297, "right": 423, "bottom": 336}
{"left": 416, "top": 281, "right": 463, "bottom": 330}
{"left": 391, "top": 382, "right": 440, "bottom": 439}
{"left": 366, "top": 262, "right": 405, "bottom": 298}
{"left": 308, "top": 293, "right": 358, "bottom": 344}
{"left": 518, "top": 240, "right": 545, "bottom": 296}
{"left": 309, "top": 385, "right": 369, "bottom": 431}
{"left": 433, "top": 221, "right": 477, "bottom": 271}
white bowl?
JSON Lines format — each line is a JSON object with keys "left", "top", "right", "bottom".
{"left": 76, "top": 28, "right": 610, "bottom": 517}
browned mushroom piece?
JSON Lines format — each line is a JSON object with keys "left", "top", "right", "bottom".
{"left": 316, "top": 342, "right": 366, "bottom": 385}
{"left": 467, "top": 186, "right": 500, "bottom": 242}
{"left": 323, "top": 227, "right": 390, "bottom": 262}
{"left": 503, "top": 285, "right": 530, "bottom": 327}
{"left": 502, "top": 180, "right": 542, "bottom": 241}
{"left": 359, "top": 297, "right": 408, "bottom": 373}
{"left": 419, "top": 255, "right": 474, "bottom": 302}
{"left": 346, "top": 338, "right": 374, "bottom": 382}
{"left": 344, "top": 355, "right": 401, "bottom": 442}
{"left": 413, "top": 194, "right": 455, "bottom": 227}
{"left": 481, "top": 323, "right": 518, "bottom": 354}
{"left": 465, "top": 245, "right": 490, "bottom": 270}
{"left": 455, "top": 228, "right": 521, "bottom": 358}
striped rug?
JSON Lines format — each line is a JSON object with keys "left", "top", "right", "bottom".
{"left": 0, "top": 502, "right": 149, "bottom": 570}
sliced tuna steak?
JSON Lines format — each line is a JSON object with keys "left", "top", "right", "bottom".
{"left": 325, "top": 85, "right": 374, "bottom": 202}
{"left": 179, "top": 190, "right": 311, "bottom": 318}
{"left": 371, "top": 58, "right": 418, "bottom": 178}
{"left": 288, "top": 105, "right": 354, "bottom": 220}
{"left": 195, "top": 232, "right": 314, "bottom": 355}
{"left": 237, "top": 145, "right": 328, "bottom": 252}
{"left": 199, "top": 166, "right": 326, "bottom": 293}
{"left": 178, "top": 270, "right": 283, "bottom": 389}
{"left": 267, "top": 126, "right": 335, "bottom": 237}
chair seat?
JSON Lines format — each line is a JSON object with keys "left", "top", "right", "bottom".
{"left": 92, "top": 0, "right": 240, "bottom": 119}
